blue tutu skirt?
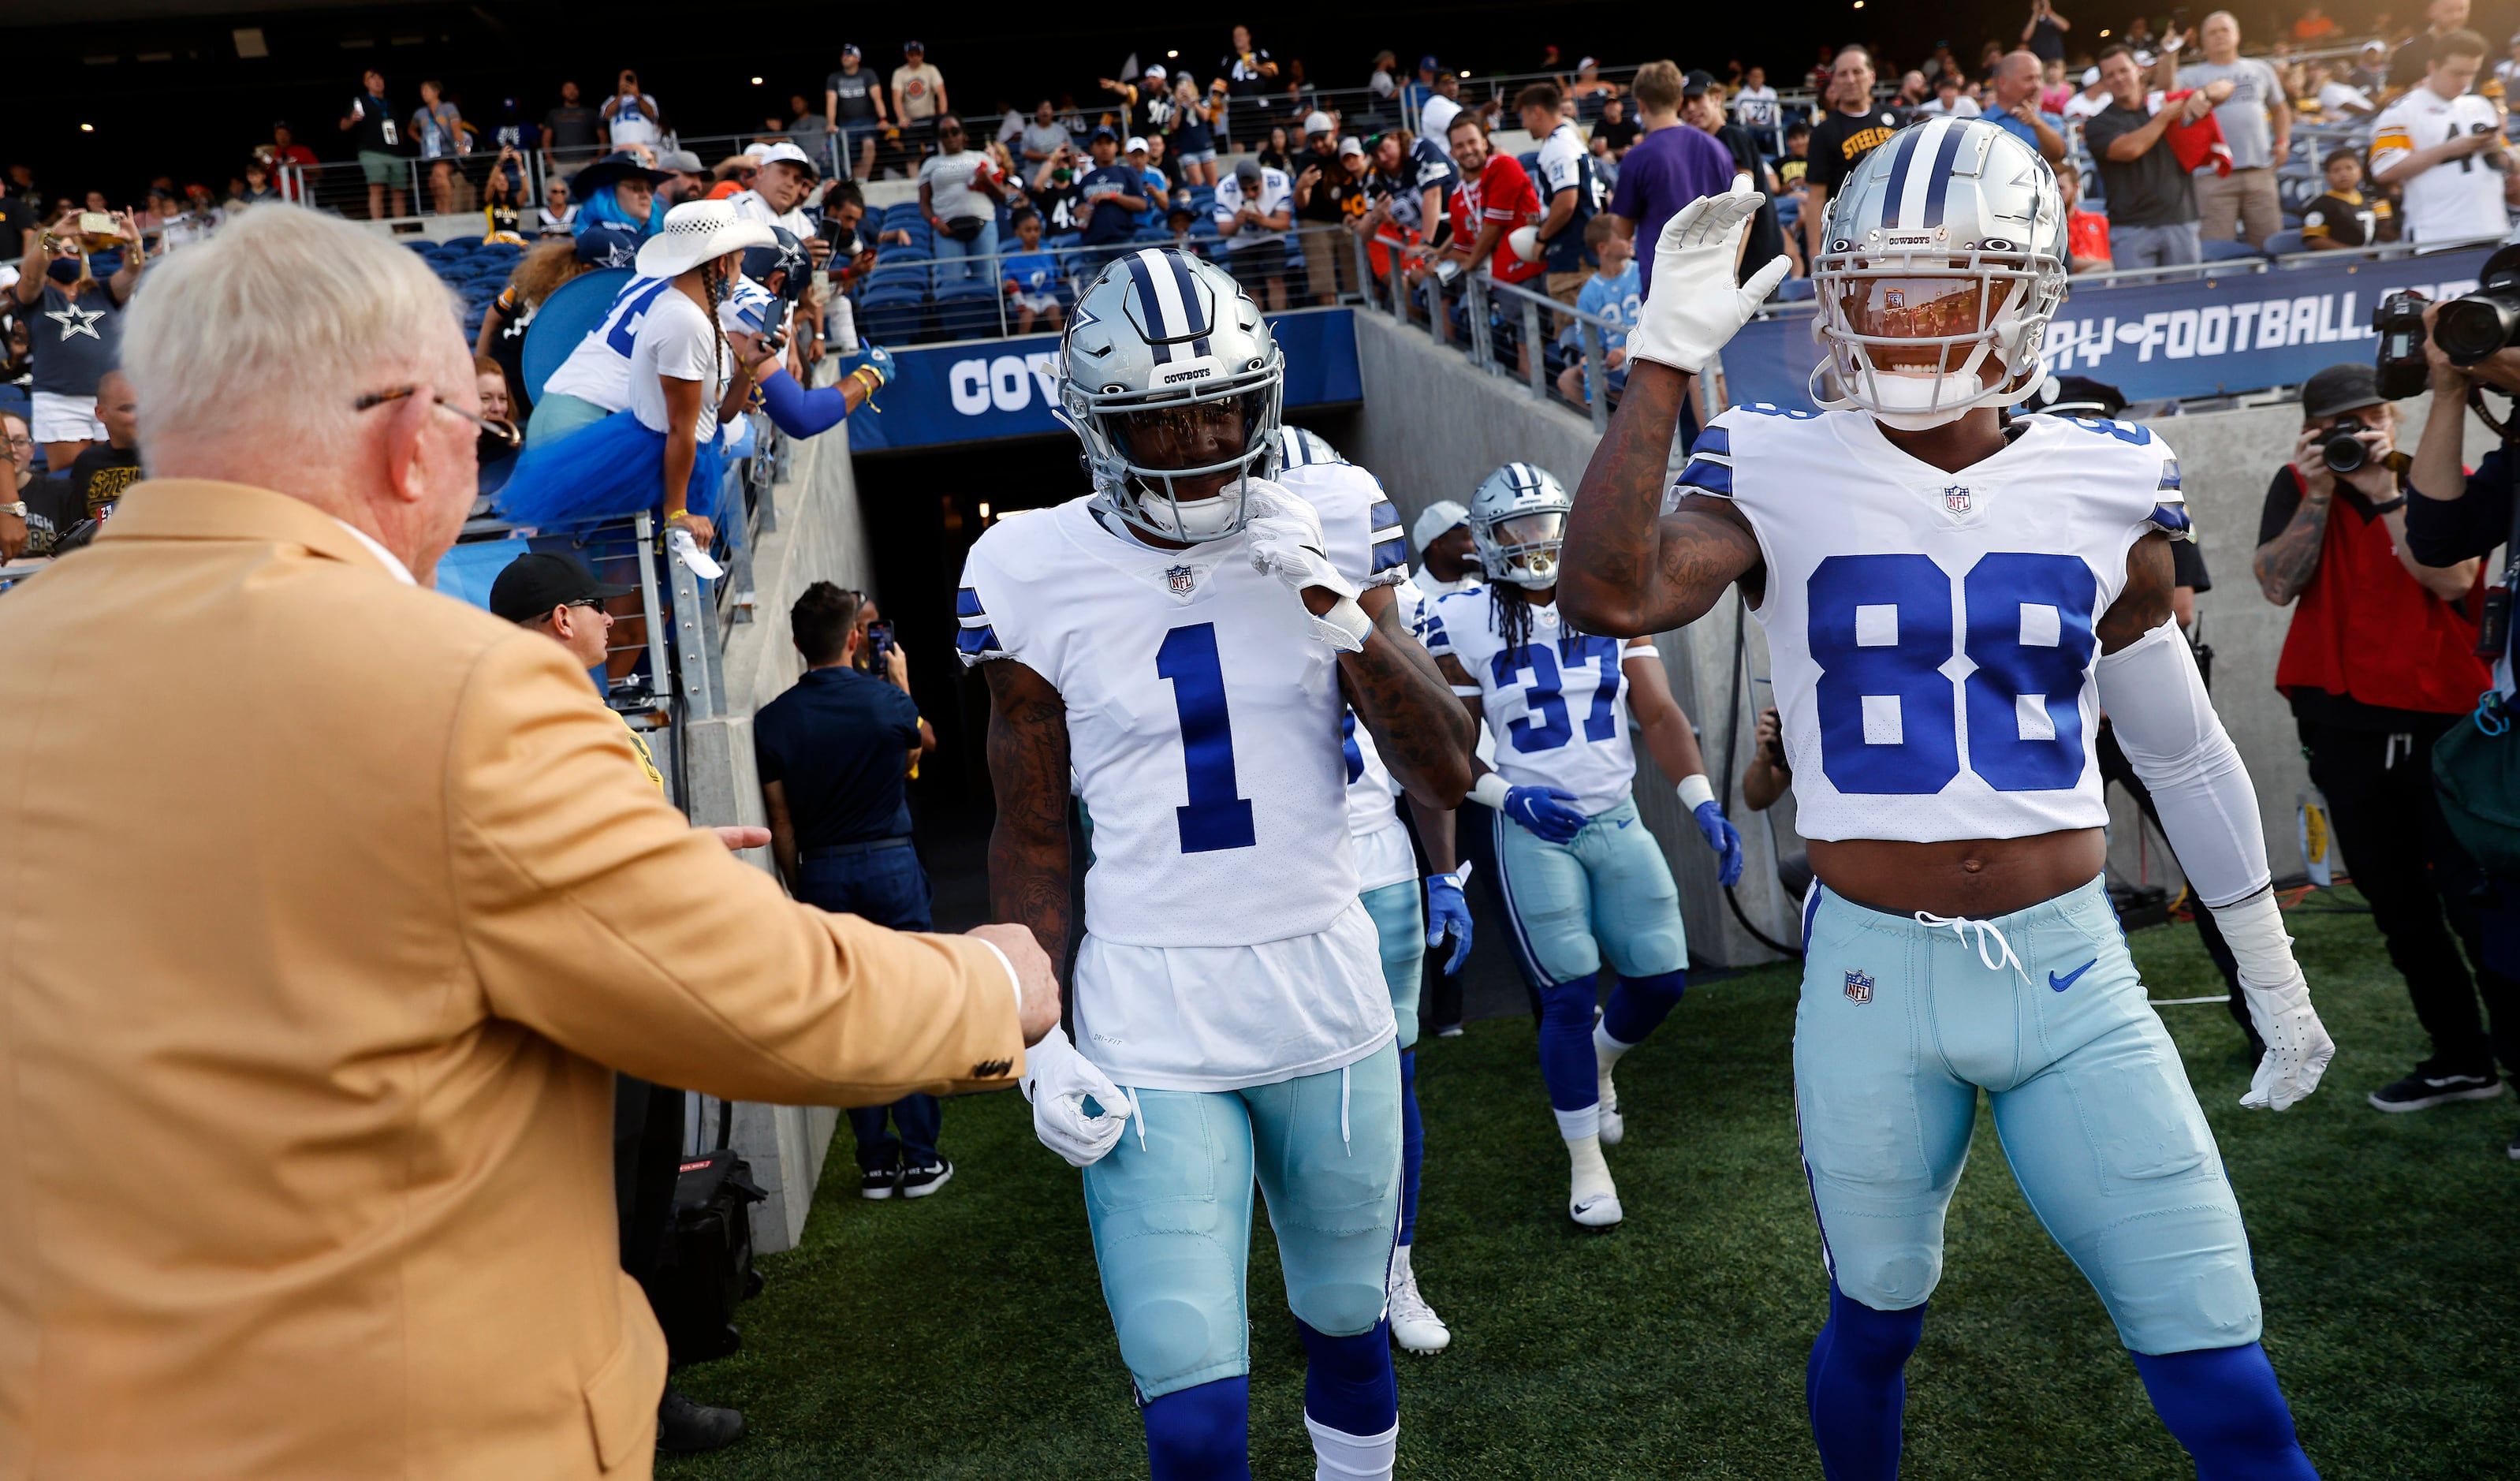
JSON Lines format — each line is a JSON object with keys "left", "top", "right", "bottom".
{"left": 493, "top": 408, "right": 725, "bottom": 531}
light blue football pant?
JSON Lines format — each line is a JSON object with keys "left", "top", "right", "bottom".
{"left": 1360, "top": 879, "right": 1425, "bottom": 1051}
{"left": 1795, "top": 875, "right": 2264, "bottom": 1356}
{"left": 1083, "top": 1040, "right": 1404, "bottom": 1401}
{"left": 1491, "top": 795, "right": 1688, "bottom": 987}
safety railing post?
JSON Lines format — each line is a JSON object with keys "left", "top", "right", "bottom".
{"left": 1520, "top": 295, "right": 1545, "bottom": 397}
{"left": 1579, "top": 320, "right": 1609, "bottom": 432}
{"left": 634, "top": 512, "right": 673, "bottom": 703}
{"left": 1465, "top": 273, "right": 1494, "bottom": 373}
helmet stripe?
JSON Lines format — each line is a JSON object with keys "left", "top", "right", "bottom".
{"left": 1123, "top": 250, "right": 1175, "bottom": 361}
{"left": 1163, "top": 250, "right": 1212, "bottom": 338}
{"left": 1920, "top": 121, "right": 1970, "bottom": 230}
{"left": 1879, "top": 118, "right": 1932, "bottom": 229}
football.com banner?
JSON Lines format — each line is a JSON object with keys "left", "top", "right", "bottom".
{"left": 1720, "top": 245, "right": 2496, "bottom": 410}
{"left": 847, "top": 308, "right": 1363, "bottom": 453}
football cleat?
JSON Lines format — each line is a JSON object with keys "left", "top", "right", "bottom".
{"left": 1568, "top": 1135, "right": 1623, "bottom": 1228}
{"left": 1386, "top": 1245, "right": 1451, "bottom": 1354}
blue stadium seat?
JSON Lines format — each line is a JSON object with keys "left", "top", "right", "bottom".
{"left": 2262, "top": 228, "right": 2308, "bottom": 256}
{"left": 857, "top": 289, "right": 929, "bottom": 345}
{"left": 2201, "top": 238, "right": 2261, "bottom": 261}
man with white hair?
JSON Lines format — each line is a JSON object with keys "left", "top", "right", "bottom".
{"left": 2154, "top": 11, "right": 2291, "bottom": 248}
{"left": 0, "top": 203, "right": 1058, "bottom": 1479}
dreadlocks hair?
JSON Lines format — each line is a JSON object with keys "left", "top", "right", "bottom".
{"left": 1489, "top": 579, "right": 1537, "bottom": 659}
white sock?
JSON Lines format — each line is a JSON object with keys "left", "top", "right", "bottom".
{"left": 1595, "top": 1018, "right": 1635, "bottom": 1072}
{"left": 1306, "top": 1413, "right": 1398, "bottom": 1480}
{"left": 1566, "top": 1132, "right": 1615, "bottom": 1203}
{"left": 1389, "top": 1240, "right": 1413, "bottom": 1285}
{"left": 1552, "top": 1102, "right": 1601, "bottom": 1140}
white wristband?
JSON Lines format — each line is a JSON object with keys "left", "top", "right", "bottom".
{"left": 1310, "top": 595, "right": 1374, "bottom": 653}
{"left": 1676, "top": 773, "right": 1717, "bottom": 811}
{"left": 1469, "top": 771, "right": 1512, "bottom": 811}
{"left": 1427, "top": 860, "right": 1474, "bottom": 887}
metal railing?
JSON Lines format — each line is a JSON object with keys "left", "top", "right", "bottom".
{"left": 1356, "top": 230, "right": 1627, "bottom": 431}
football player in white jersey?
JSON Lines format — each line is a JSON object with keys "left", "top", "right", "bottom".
{"left": 1418, "top": 462, "right": 1745, "bottom": 1229}
{"left": 957, "top": 249, "right": 1473, "bottom": 1480}
{"left": 1558, "top": 121, "right": 2329, "bottom": 1477}
{"left": 1275, "top": 426, "right": 1463, "bottom": 1355}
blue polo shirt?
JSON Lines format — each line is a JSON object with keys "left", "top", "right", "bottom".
{"left": 1980, "top": 107, "right": 2044, "bottom": 156}
{"left": 752, "top": 665, "right": 921, "bottom": 849}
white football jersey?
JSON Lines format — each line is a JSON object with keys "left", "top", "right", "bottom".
{"left": 1423, "top": 588, "right": 1644, "bottom": 815}
{"left": 1277, "top": 453, "right": 1418, "bottom": 889}
{"left": 541, "top": 273, "right": 770, "bottom": 446}
{"left": 2371, "top": 86, "right": 2509, "bottom": 244}
{"left": 1674, "top": 405, "right": 2187, "bottom": 844}
{"left": 1400, "top": 574, "right": 1497, "bottom": 768}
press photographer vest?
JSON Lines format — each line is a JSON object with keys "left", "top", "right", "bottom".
{"left": 2273, "top": 464, "right": 2491, "bottom": 716}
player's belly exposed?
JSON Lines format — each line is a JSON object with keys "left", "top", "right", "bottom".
{"left": 1808, "top": 829, "right": 2106, "bottom": 920}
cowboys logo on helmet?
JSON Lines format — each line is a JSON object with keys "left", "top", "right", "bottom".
{"left": 742, "top": 226, "right": 810, "bottom": 304}
{"left": 1467, "top": 462, "right": 1571, "bottom": 589}
{"left": 1057, "top": 248, "right": 1284, "bottom": 543}
{"left": 1809, "top": 116, "right": 2067, "bottom": 429}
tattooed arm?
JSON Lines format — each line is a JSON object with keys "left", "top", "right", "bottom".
{"left": 981, "top": 658, "right": 1074, "bottom": 984}
{"left": 2098, "top": 532, "right": 2179, "bottom": 653}
{"left": 1334, "top": 584, "right": 1475, "bottom": 809}
{"left": 2253, "top": 429, "right": 2336, "bottom": 606}
{"left": 1561, "top": 360, "right": 1765, "bottom": 637}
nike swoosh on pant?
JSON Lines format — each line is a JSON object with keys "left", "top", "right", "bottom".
{"left": 2048, "top": 958, "right": 2097, "bottom": 993}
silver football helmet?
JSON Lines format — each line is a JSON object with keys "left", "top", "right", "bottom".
{"left": 1277, "top": 424, "right": 1343, "bottom": 470}
{"left": 1810, "top": 116, "right": 2067, "bottom": 430}
{"left": 1057, "top": 248, "right": 1284, "bottom": 543}
{"left": 1467, "top": 462, "right": 1570, "bottom": 589}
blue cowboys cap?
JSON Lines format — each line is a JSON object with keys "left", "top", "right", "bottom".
{"left": 574, "top": 222, "right": 643, "bottom": 268}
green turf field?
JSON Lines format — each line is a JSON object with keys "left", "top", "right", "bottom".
{"left": 661, "top": 891, "right": 2517, "bottom": 1479}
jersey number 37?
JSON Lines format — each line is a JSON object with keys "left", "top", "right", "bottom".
{"left": 1809, "top": 552, "right": 2097, "bottom": 795}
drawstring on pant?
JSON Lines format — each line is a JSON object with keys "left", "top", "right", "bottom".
{"left": 1340, "top": 1065, "right": 1352, "bottom": 1155}
{"left": 1124, "top": 1086, "right": 1148, "bottom": 1151}
{"left": 1914, "top": 910, "right": 2033, "bottom": 987}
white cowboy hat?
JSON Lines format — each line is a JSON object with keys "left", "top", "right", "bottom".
{"left": 636, "top": 200, "right": 776, "bottom": 279}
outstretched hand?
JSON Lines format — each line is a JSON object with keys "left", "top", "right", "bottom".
{"left": 1625, "top": 186, "right": 1791, "bottom": 375}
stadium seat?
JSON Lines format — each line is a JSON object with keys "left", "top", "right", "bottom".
{"left": 2263, "top": 228, "right": 2308, "bottom": 256}
{"left": 2201, "top": 239, "right": 2261, "bottom": 261}
{"left": 857, "top": 289, "right": 929, "bottom": 345}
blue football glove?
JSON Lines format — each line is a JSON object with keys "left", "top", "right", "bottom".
{"left": 1425, "top": 870, "right": 1474, "bottom": 975}
{"left": 1504, "top": 785, "right": 1588, "bottom": 844}
{"left": 1694, "top": 800, "right": 1745, "bottom": 887}
{"left": 848, "top": 343, "right": 897, "bottom": 389}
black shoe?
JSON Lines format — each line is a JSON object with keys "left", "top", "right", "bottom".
{"left": 897, "top": 1156, "right": 954, "bottom": 1199}
{"left": 657, "top": 1386, "right": 744, "bottom": 1454}
{"left": 859, "top": 1160, "right": 902, "bottom": 1199}
{"left": 2369, "top": 1062, "right": 2506, "bottom": 1113}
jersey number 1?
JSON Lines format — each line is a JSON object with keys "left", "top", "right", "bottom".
{"left": 1157, "top": 624, "right": 1258, "bottom": 852}
{"left": 1807, "top": 552, "right": 2097, "bottom": 794}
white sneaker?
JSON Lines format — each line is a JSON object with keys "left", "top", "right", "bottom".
{"left": 1386, "top": 1247, "right": 1451, "bottom": 1353}
{"left": 1567, "top": 1134, "right": 1623, "bottom": 1227}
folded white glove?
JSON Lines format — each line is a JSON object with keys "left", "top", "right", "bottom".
{"left": 1020, "top": 1025, "right": 1131, "bottom": 1167}
{"left": 2213, "top": 890, "right": 2338, "bottom": 1111}
{"left": 1625, "top": 185, "right": 1794, "bottom": 376}
{"left": 1243, "top": 490, "right": 1371, "bottom": 651}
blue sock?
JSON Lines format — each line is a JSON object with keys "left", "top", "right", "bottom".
{"left": 1295, "top": 1319, "right": 1398, "bottom": 1437}
{"left": 1601, "top": 968, "right": 1688, "bottom": 1046}
{"left": 1806, "top": 1279, "right": 1925, "bottom": 1480}
{"left": 1538, "top": 973, "right": 1601, "bottom": 1114}
{"left": 2131, "top": 1344, "right": 2319, "bottom": 1480}
{"left": 1397, "top": 1048, "right": 1423, "bottom": 1247}
{"left": 1143, "top": 1375, "right": 1251, "bottom": 1480}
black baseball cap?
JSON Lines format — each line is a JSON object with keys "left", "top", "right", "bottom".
{"left": 2302, "top": 362, "right": 2384, "bottom": 419}
{"left": 1682, "top": 69, "right": 1717, "bottom": 97}
{"left": 490, "top": 551, "right": 636, "bottom": 623}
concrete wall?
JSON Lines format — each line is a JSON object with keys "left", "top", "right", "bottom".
{"left": 1346, "top": 309, "right": 2499, "bottom": 961}
{"left": 675, "top": 414, "right": 878, "bottom": 1253}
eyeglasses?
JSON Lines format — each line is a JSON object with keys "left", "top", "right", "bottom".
{"left": 353, "top": 385, "right": 520, "bottom": 449}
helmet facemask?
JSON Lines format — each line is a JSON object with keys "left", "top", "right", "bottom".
{"left": 1101, "top": 384, "right": 1282, "bottom": 541}
{"left": 1813, "top": 243, "right": 2059, "bottom": 429}
{"left": 1474, "top": 509, "right": 1568, "bottom": 588}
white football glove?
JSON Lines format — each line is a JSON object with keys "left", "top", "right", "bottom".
{"left": 1243, "top": 489, "right": 1372, "bottom": 651}
{"left": 1020, "top": 1025, "right": 1131, "bottom": 1167}
{"left": 1625, "top": 185, "right": 1794, "bottom": 376}
{"left": 2212, "top": 890, "right": 2337, "bottom": 1111}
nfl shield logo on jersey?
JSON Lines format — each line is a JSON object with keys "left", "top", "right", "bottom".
{"left": 1166, "top": 564, "right": 1196, "bottom": 595}
{"left": 1942, "top": 486, "right": 1973, "bottom": 514}
{"left": 1843, "top": 970, "right": 1875, "bottom": 1006}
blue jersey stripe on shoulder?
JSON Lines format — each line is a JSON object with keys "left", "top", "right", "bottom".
{"left": 2149, "top": 503, "right": 2192, "bottom": 536}
{"left": 2158, "top": 458, "right": 2182, "bottom": 491}
{"left": 1372, "top": 537, "right": 1408, "bottom": 573}
{"left": 954, "top": 623, "right": 1003, "bottom": 655}
{"left": 1419, "top": 611, "right": 1450, "bottom": 651}
{"left": 1694, "top": 423, "right": 1732, "bottom": 457}
{"left": 955, "top": 586, "right": 986, "bottom": 617}
{"left": 1676, "top": 457, "right": 1734, "bottom": 497}
{"left": 1367, "top": 498, "right": 1398, "bottom": 526}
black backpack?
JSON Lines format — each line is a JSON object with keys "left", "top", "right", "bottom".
{"left": 651, "top": 1099, "right": 768, "bottom": 1368}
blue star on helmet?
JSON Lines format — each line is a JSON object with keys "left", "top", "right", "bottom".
{"left": 47, "top": 301, "right": 107, "bottom": 341}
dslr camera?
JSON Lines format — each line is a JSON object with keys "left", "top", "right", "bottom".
{"left": 2373, "top": 240, "right": 2520, "bottom": 398}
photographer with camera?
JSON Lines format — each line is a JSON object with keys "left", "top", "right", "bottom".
{"left": 2256, "top": 362, "right": 2514, "bottom": 1126}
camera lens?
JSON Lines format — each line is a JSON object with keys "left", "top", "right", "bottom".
{"left": 2322, "top": 427, "right": 2369, "bottom": 475}
{"left": 2436, "top": 294, "right": 2520, "bottom": 365}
